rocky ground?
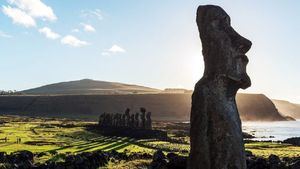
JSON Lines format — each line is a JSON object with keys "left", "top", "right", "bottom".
{"left": 0, "top": 116, "right": 299, "bottom": 169}
{"left": 0, "top": 149, "right": 299, "bottom": 169}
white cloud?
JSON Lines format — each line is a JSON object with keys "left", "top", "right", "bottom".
{"left": 0, "top": 30, "right": 12, "bottom": 38}
{"left": 81, "top": 9, "right": 102, "bottom": 21}
{"left": 2, "top": 5, "right": 36, "bottom": 27}
{"left": 80, "top": 23, "right": 95, "bottom": 32}
{"left": 8, "top": 0, "right": 57, "bottom": 21}
{"left": 108, "top": 45, "right": 126, "bottom": 53}
{"left": 38, "top": 27, "right": 60, "bottom": 40}
{"left": 61, "top": 35, "right": 89, "bottom": 47}
{"left": 102, "top": 45, "right": 126, "bottom": 56}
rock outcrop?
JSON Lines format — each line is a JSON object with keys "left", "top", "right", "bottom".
{"left": 283, "top": 137, "right": 300, "bottom": 146}
{"left": 272, "top": 99, "right": 300, "bottom": 119}
{"left": 189, "top": 5, "right": 252, "bottom": 169}
{"left": 237, "top": 94, "right": 290, "bottom": 121}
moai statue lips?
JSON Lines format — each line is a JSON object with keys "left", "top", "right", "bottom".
{"left": 189, "top": 5, "right": 252, "bottom": 169}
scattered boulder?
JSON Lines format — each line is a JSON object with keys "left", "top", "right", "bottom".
{"left": 150, "top": 150, "right": 168, "bottom": 169}
{"left": 290, "top": 160, "right": 300, "bottom": 169}
{"left": 268, "top": 154, "right": 281, "bottom": 169}
{"left": 166, "top": 153, "right": 187, "bottom": 169}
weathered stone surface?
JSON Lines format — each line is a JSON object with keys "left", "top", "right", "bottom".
{"left": 268, "top": 154, "right": 281, "bottom": 169}
{"left": 167, "top": 153, "right": 187, "bottom": 169}
{"left": 150, "top": 150, "right": 168, "bottom": 169}
{"left": 146, "top": 112, "right": 152, "bottom": 129}
{"left": 135, "top": 112, "right": 140, "bottom": 128}
{"left": 140, "top": 107, "right": 146, "bottom": 129}
{"left": 188, "top": 5, "right": 252, "bottom": 169}
{"left": 290, "top": 160, "right": 300, "bottom": 169}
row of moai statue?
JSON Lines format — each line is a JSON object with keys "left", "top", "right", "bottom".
{"left": 98, "top": 107, "right": 152, "bottom": 130}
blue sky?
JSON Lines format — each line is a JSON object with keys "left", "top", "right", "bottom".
{"left": 0, "top": 0, "right": 299, "bottom": 103}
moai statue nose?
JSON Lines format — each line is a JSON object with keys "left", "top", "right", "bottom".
{"left": 236, "top": 36, "right": 252, "bottom": 54}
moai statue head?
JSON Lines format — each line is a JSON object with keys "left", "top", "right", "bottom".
{"left": 140, "top": 107, "right": 146, "bottom": 114}
{"left": 197, "top": 5, "right": 252, "bottom": 90}
{"left": 125, "top": 108, "right": 130, "bottom": 115}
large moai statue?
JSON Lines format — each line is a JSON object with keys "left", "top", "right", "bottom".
{"left": 188, "top": 5, "right": 252, "bottom": 169}
{"left": 140, "top": 107, "right": 146, "bottom": 129}
{"left": 134, "top": 112, "right": 140, "bottom": 128}
{"left": 145, "top": 112, "right": 152, "bottom": 130}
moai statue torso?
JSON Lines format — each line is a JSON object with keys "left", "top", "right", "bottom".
{"left": 121, "top": 114, "right": 125, "bottom": 127}
{"left": 134, "top": 112, "right": 140, "bottom": 128}
{"left": 113, "top": 113, "right": 118, "bottom": 127}
{"left": 188, "top": 5, "right": 252, "bottom": 169}
{"left": 116, "top": 113, "right": 121, "bottom": 127}
{"left": 107, "top": 114, "right": 112, "bottom": 127}
{"left": 146, "top": 112, "right": 152, "bottom": 130}
{"left": 130, "top": 114, "right": 135, "bottom": 128}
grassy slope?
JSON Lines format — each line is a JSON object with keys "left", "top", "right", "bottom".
{"left": 0, "top": 116, "right": 299, "bottom": 164}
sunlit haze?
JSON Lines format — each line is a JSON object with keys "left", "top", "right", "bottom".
{"left": 0, "top": 0, "right": 299, "bottom": 103}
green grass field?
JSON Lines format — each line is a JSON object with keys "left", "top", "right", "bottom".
{"left": 0, "top": 115, "right": 299, "bottom": 165}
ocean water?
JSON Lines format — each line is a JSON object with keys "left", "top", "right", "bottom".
{"left": 242, "top": 120, "right": 300, "bottom": 141}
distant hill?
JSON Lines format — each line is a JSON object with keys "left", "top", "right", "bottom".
{"left": 272, "top": 100, "right": 300, "bottom": 119}
{"left": 22, "top": 79, "right": 161, "bottom": 95}
{"left": 0, "top": 79, "right": 291, "bottom": 121}
{"left": 0, "top": 94, "right": 290, "bottom": 122}
{"left": 236, "top": 94, "right": 288, "bottom": 121}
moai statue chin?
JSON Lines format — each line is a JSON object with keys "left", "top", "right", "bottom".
{"left": 188, "top": 5, "right": 252, "bottom": 169}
